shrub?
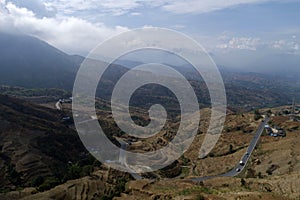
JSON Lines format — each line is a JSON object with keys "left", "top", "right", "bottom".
{"left": 31, "top": 176, "right": 44, "bottom": 187}
{"left": 254, "top": 110, "right": 262, "bottom": 120}
{"left": 241, "top": 178, "right": 246, "bottom": 187}
{"left": 38, "top": 177, "right": 60, "bottom": 191}
{"left": 7, "top": 164, "right": 21, "bottom": 185}
{"left": 196, "top": 194, "right": 205, "bottom": 200}
{"left": 257, "top": 172, "right": 263, "bottom": 179}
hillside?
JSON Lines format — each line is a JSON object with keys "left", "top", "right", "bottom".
{"left": 1, "top": 1, "right": 299, "bottom": 200}
{"left": 0, "top": 102, "right": 298, "bottom": 200}
{"left": 0, "top": 33, "right": 299, "bottom": 111}
{"left": 0, "top": 94, "right": 97, "bottom": 192}
{"left": 0, "top": 32, "right": 82, "bottom": 89}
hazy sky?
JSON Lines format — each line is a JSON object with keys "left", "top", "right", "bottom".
{"left": 0, "top": 0, "right": 300, "bottom": 74}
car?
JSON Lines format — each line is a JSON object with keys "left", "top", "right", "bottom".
{"left": 239, "top": 161, "right": 245, "bottom": 166}
{"left": 245, "top": 152, "right": 249, "bottom": 156}
{"left": 236, "top": 168, "right": 241, "bottom": 172}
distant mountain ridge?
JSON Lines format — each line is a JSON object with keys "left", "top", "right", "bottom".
{"left": 0, "top": 32, "right": 83, "bottom": 89}
{"left": 0, "top": 32, "right": 299, "bottom": 111}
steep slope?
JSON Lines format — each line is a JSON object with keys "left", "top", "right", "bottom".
{"left": 1, "top": 106, "right": 298, "bottom": 200}
{"left": 0, "top": 32, "right": 83, "bottom": 89}
{"left": 0, "top": 94, "right": 90, "bottom": 192}
{"left": 0, "top": 32, "right": 299, "bottom": 112}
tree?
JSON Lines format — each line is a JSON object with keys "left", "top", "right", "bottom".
{"left": 196, "top": 194, "right": 205, "bottom": 200}
{"left": 257, "top": 172, "right": 263, "bottom": 179}
{"left": 31, "top": 176, "right": 44, "bottom": 187}
{"left": 38, "top": 177, "right": 60, "bottom": 191}
{"left": 241, "top": 178, "right": 246, "bottom": 187}
{"left": 229, "top": 144, "right": 234, "bottom": 154}
{"left": 254, "top": 110, "right": 262, "bottom": 121}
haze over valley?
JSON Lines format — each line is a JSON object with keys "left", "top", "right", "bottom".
{"left": 0, "top": 0, "right": 300, "bottom": 199}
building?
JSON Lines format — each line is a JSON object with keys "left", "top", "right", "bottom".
{"left": 265, "top": 124, "right": 286, "bottom": 137}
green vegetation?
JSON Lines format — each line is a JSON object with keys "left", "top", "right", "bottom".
{"left": 180, "top": 155, "right": 190, "bottom": 165}
{"left": 99, "top": 177, "right": 127, "bottom": 200}
{"left": 0, "top": 94, "right": 104, "bottom": 193}
{"left": 195, "top": 194, "right": 205, "bottom": 200}
{"left": 63, "top": 163, "right": 94, "bottom": 181}
{"left": 241, "top": 178, "right": 247, "bottom": 187}
{"left": 0, "top": 86, "right": 71, "bottom": 98}
{"left": 7, "top": 164, "right": 21, "bottom": 186}
{"left": 181, "top": 167, "right": 190, "bottom": 176}
{"left": 266, "top": 165, "right": 280, "bottom": 176}
{"left": 254, "top": 109, "right": 262, "bottom": 120}
{"left": 114, "top": 177, "right": 127, "bottom": 196}
{"left": 31, "top": 176, "right": 44, "bottom": 187}
{"left": 28, "top": 159, "right": 99, "bottom": 192}
{"left": 37, "top": 177, "right": 60, "bottom": 192}
{"left": 257, "top": 172, "right": 264, "bottom": 179}
{"left": 229, "top": 144, "right": 234, "bottom": 154}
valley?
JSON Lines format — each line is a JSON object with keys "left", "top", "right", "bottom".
{"left": 0, "top": 89, "right": 298, "bottom": 199}
{"left": 0, "top": 32, "right": 299, "bottom": 200}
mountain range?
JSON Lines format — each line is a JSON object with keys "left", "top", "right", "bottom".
{"left": 0, "top": 32, "right": 82, "bottom": 89}
{"left": 0, "top": 32, "right": 300, "bottom": 200}
{"left": 0, "top": 32, "right": 299, "bottom": 111}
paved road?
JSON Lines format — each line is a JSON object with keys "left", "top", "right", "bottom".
{"left": 69, "top": 99, "right": 269, "bottom": 182}
{"left": 191, "top": 117, "right": 269, "bottom": 182}
{"left": 55, "top": 100, "right": 62, "bottom": 110}
{"left": 115, "top": 117, "right": 269, "bottom": 182}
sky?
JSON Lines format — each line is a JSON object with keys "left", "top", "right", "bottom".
{"left": 0, "top": 0, "right": 300, "bottom": 74}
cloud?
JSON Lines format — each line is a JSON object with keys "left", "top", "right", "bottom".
{"left": 0, "top": 1, "right": 129, "bottom": 55}
{"left": 45, "top": 0, "right": 171, "bottom": 16}
{"left": 1, "top": 0, "right": 298, "bottom": 57}
{"left": 43, "top": 0, "right": 283, "bottom": 16}
{"left": 217, "top": 37, "right": 262, "bottom": 51}
{"left": 161, "top": 0, "right": 278, "bottom": 14}
{"left": 46, "top": 0, "right": 140, "bottom": 16}
{"left": 214, "top": 35, "right": 300, "bottom": 54}
{"left": 271, "top": 38, "right": 300, "bottom": 53}
{"left": 7, "top": 0, "right": 56, "bottom": 18}
{"left": 130, "top": 12, "right": 141, "bottom": 16}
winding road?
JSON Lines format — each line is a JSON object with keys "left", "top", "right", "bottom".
{"left": 191, "top": 117, "right": 269, "bottom": 182}
{"left": 58, "top": 94, "right": 269, "bottom": 181}
{"left": 114, "top": 117, "right": 269, "bottom": 181}
{"left": 55, "top": 100, "right": 62, "bottom": 110}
